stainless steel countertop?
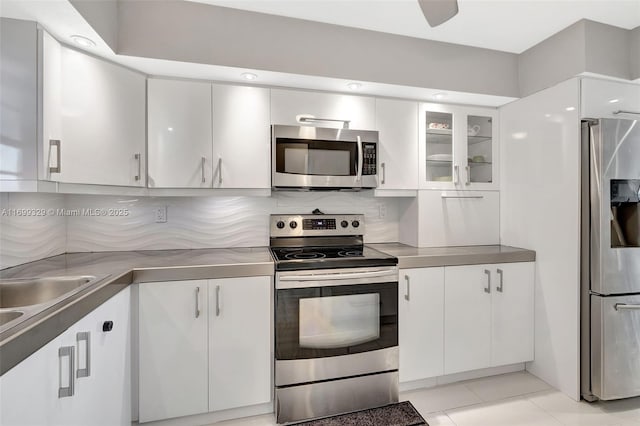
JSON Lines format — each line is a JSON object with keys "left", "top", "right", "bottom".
{"left": 0, "top": 247, "right": 274, "bottom": 375}
{"left": 0, "top": 243, "right": 534, "bottom": 376}
{"left": 369, "top": 243, "right": 536, "bottom": 269}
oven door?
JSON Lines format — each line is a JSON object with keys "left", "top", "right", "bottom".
{"left": 272, "top": 125, "right": 378, "bottom": 189}
{"left": 275, "top": 266, "right": 398, "bottom": 386}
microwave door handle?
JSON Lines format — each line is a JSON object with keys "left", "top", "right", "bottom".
{"left": 356, "top": 135, "right": 363, "bottom": 183}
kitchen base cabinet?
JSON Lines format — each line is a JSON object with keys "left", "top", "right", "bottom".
{"left": 138, "top": 280, "right": 209, "bottom": 422}
{"left": 491, "top": 262, "right": 535, "bottom": 367}
{"left": 208, "top": 276, "right": 271, "bottom": 411}
{"left": 444, "top": 265, "right": 492, "bottom": 375}
{"left": 0, "top": 287, "right": 131, "bottom": 426}
{"left": 444, "top": 262, "right": 534, "bottom": 375}
{"left": 138, "top": 276, "right": 272, "bottom": 423}
{"left": 399, "top": 267, "right": 444, "bottom": 382}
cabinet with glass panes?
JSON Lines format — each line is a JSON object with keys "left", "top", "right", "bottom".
{"left": 419, "top": 104, "right": 498, "bottom": 190}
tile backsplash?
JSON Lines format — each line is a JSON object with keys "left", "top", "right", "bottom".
{"left": 0, "top": 193, "right": 67, "bottom": 269}
{"left": 1, "top": 191, "right": 407, "bottom": 268}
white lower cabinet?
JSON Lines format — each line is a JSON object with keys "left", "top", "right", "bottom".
{"left": 0, "top": 287, "right": 131, "bottom": 426}
{"left": 138, "top": 276, "right": 272, "bottom": 423}
{"left": 397, "top": 262, "right": 534, "bottom": 382}
{"left": 138, "top": 280, "right": 209, "bottom": 422}
{"left": 444, "top": 262, "right": 534, "bottom": 375}
{"left": 398, "top": 267, "right": 444, "bottom": 382}
{"left": 443, "top": 265, "right": 492, "bottom": 374}
{"left": 208, "top": 277, "right": 271, "bottom": 411}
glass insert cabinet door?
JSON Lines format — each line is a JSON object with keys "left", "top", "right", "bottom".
{"left": 466, "top": 115, "right": 493, "bottom": 185}
{"left": 424, "top": 111, "right": 454, "bottom": 184}
{"left": 421, "top": 103, "right": 497, "bottom": 189}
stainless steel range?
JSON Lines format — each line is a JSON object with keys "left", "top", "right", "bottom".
{"left": 270, "top": 214, "right": 399, "bottom": 424}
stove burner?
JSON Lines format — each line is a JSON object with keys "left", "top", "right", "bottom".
{"left": 284, "top": 251, "right": 327, "bottom": 260}
{"left": 338, "top": 250, "right": 363, "bottom": 257}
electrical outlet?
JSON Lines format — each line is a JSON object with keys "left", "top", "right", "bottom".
{"left": 155, "top": 206, "right": 167, "bottom": 223}
{"left": 378, "top": 204, "right": 387, "bottom": 219}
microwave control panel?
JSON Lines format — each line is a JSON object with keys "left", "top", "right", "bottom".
{"left": 363, "top": 143, "right": 377, "bottom": 175}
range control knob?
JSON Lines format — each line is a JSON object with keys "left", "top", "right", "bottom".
{"left": 341, "top": 220, "right": 349, "bottom": 228}
{"left": 289, "top": 221, "right": 298, "bottom": 229}
{"left": 352, "top": 220, "right": 360, "bottom": 228}
{"left": 276, "top": 221, "right": 285, "bottom": 229}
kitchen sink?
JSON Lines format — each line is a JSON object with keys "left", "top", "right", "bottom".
{"left": 0, "top": 311, "right": 23, "bottom": 326}
{"left": 0, "top": 276, "right": 97, "bottom": 309}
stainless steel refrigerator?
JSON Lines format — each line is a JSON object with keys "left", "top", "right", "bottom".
{"left": 581, "top": 118, "right": 640, "bottom": 401}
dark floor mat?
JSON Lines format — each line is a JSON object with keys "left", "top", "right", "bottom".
{"left": 294, "top": 401, "right": 428, "bottom": 426}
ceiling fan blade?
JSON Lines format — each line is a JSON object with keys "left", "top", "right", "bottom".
{"left": 417, "top": 0, "right": 459, "bottom": 27}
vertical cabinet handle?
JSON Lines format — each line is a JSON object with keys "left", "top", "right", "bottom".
{"left": 465, "top": 165, "right": 471, "bottom": 185}
{"left": 76, "top": 332, "right": 91, "bottom": 378}
{"left": 201, "top": 157, "right": 206, "bottom": 183}
{"left": 381, "top": 162, "right": 386, "bottom": 185}
{"left": 484, "top": 269, "right": 491, "bottom": 293}
{"left": 49, "top": 139, "right": 61, "bottom": 173}
{"left": 454, "top": 165, "right": 460, "bottom": 184}
{"left": 217, "top": 157, "right": 223, "bottom": 185}
{"left": 404, "top": 274, "right": 410, "bottom": 301}
{"left": 496, "top": 268, "right": 504, "bottom": 293}
{"left": 134, "top": 153, "right": 141, "bottom": 181}
{"left": 58, "top": 346, "right": 75, "bottom": 398}
{"left": 195, "top": 286, "right": 200, "bottom": 319}
{"left": 356, "top": 136, "right": 363, "bottom": 182}
{"left": 215, "top": 285, "right": 221, "bottom": 317}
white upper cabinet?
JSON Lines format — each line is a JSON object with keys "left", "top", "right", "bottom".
{"left": 42, "top": 39, "right": 146, "bottom": 186}
{"left": 147, "top": 78, "right": 213, "bottom": 188}
{"left": 419, "top": 103, "right": 498, "bottom": 190}
{"left": 581, "top": 78, "right": 640, "bottom": 119}
{"left": 0, "top": 19, "right": 38, "bottom": 181}
{"left": 375, "top": 99, "right": 419, "bottom": 190}
{"left": 212, "top": 84, "right": 271, "bottom": 188}
{"left": 271, "top": 88, "right": 376, "bottom": 129}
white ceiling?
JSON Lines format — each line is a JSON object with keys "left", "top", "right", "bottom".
{"left": 189, "top": 0, "right": 640, "bottom": 53}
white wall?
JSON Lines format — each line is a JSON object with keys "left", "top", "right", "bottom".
{"left": 0, "top": 193, "right": 66, "bottom": 269}
{"left": 500, "top": 78, "right": 581, "bottom": 400}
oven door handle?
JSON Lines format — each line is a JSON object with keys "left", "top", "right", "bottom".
{"left": 279, "top": 269, "right": 397, "bottom": 282}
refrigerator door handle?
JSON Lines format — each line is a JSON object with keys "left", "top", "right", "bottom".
{"left": 614, "top": 303, "right": 640, "bottom": 311}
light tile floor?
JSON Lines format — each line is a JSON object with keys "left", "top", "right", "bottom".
{"left": 215, "top": 371, "right": 640, "bottom": 425}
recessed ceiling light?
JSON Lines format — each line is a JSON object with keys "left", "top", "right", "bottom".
{"left": 241, "top": 72, "right": 258, "bottom": 81}
{"left": 347, "top": 82, "right": 362, "bottom": 91}
{"left": 70, "top": 35, "right": 96, "bottom": 48}
{"left": 608, "top": 99, "right": 620, "bottom": 104}
{"left": 565, "top": 106, "right": 576, "bottom": 111}
{"left": 433, "top": 92, "right": 447, "bottom": 100}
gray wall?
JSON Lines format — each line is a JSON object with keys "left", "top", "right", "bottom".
{"left": 69, "top": 0, "right": 118, "bottom": 52}
{"left": 631, "top": 26, "right": 640, "bottom": 80}
{"left": 518, "top": 20, "right": 636, "bottom": 97}
{"left": 584, "top": 20, "right": 631, "bottom": 81}
{"left": 116, "top": 0, "right": 520, "bottom": 97}
{"left": 518, "top": 21, "right": 586, "bottom": 98}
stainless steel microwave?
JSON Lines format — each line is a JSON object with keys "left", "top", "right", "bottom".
{"left": 271, "top": 125, "right": 379, "bottom": 190}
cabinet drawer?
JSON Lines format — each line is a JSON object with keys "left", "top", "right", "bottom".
{"left": 418, "top": 190, "right": 499, "bottom": 247}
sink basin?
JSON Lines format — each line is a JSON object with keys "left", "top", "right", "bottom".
{"left": 0, "top": 311, "right": 23, "bottom": 326}
{"left": 0, "top": 276, "right": 96, "bottom": 308}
